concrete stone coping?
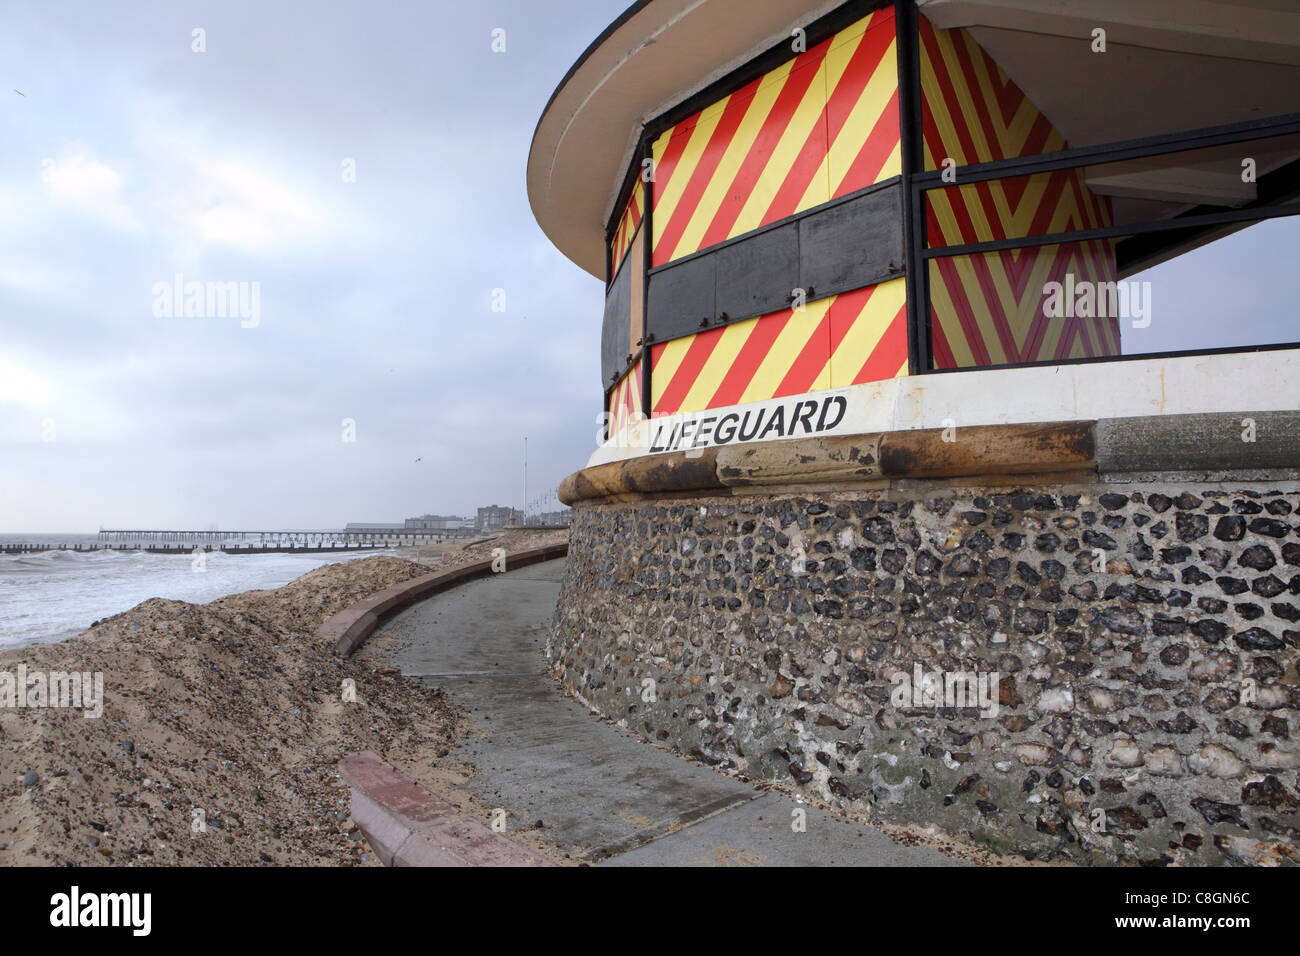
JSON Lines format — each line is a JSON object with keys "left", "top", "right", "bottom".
{"left": 318, "top": 542, "right": 570, "bottom": 656}
{"left": 559, "top": 411, "right": 1299, "bottom": 506}
{"left": 338, "top": 751, "right": 552, "bottom": 867}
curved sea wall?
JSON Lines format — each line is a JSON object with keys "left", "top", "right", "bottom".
{"left": 550, "top": 421, "right": 1300, "bottom": 865}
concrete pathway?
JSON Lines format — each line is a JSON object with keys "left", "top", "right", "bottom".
{"left": 375, "top": 559, "right": 963, "bottom": 866}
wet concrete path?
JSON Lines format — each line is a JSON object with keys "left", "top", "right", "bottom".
{"left": 375, "top": 558, "right": 964, "bottom": 866}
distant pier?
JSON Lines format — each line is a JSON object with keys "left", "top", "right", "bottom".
{"left": 3, "top": 527, "right": 478, "bottom": 556}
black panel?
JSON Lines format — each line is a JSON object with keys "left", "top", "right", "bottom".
{"left": 714, "top": 223, "right": 800, "bottom": 323}
{"left": 798, "top": 184, "right": 904, "bottom": 298}
{"left": 646, "top": 253, "right": 716, "bottom": 344}
{"left": 646, "top": 181, "right": 907, "bottom": 346}
{"left": 601, "top": 257, "right": 632, "bottom": 388}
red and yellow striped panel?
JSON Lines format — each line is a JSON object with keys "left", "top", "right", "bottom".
{"left": 609, "top": 184, "right": 644, "bottom": 276}
{"left": 650, "top": 8, "right": 900, "bottom": 267}
{"left": 651, "top": 278, "right": 907, "bottom": 416}
{"left": 607, "top": 359, "right": 644, "bottom": 436}
{"left": 920, "top": 15, "right": 1120, "bottom": 366}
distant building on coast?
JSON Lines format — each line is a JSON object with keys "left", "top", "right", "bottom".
{"left": 476, "top": 505, "right": 518, "bottom": 531}
{"left": 404, "top": 514, "right": 472, "bottom": 531}
{"left": 342, "top": 515, "right": 477, "bottom": 536}
{"left": 531, "top": 510, "right": 572, "bottom": 527}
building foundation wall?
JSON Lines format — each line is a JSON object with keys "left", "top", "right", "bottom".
{"left": 550, "top": 479, "right": 1300, "bottom": 865}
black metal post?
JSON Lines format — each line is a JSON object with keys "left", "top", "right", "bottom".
{"left": 895, "top": 0, "right": 929, "bottom": 374}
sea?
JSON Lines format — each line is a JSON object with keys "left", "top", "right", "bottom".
{"left": 0, "top": 534, "right": 399, "bottom": 650}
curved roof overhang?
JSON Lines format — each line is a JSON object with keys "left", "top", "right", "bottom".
{"left": 529, "top": 0, "right": 1300, "bottom": 281}
{"left": 527, "top": 0, "right": 844, "bottom": 279}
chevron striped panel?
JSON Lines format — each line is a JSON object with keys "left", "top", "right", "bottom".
{"left": 929, "top": 244, "right": 1122, "bottom": 367}
{"left": 650, "top": 7, "right": 900, "bottom": 267}
{"left": 920, "top": 15, "right": 1121, "bottom": 366}
{"left": 607, "top": 359, "right": 644, "bottom": 437}
{"left": 610, "top": 184, "right": 644, "bottom": 277}
{"left": 650, "top": 278, "right": 907, "bottom": 416}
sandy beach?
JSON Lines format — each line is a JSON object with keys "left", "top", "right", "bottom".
{"left": 0, "top": 529, "right": 567, "bottom": 866}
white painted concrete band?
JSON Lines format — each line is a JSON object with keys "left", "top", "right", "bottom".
{"left": 589, "top": 349, "right": 1300, "bottom": 468}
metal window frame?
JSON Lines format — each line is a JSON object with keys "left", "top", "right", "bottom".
{"left": 923, "top": 200, "right": 1300, "bottom": 260}
{"left": 895, "top": 0, "right": 926, "bottom": 374}
{"left": 895, "top": 5, "right": 1300, "bottom": 375}
{"left": 911, "top": 112, "right": 1300, "bottom": 191}
{"left": 640, "top": 135, "right": 654, "bottom": 420}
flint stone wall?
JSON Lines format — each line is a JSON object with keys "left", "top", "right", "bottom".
{"left": 549, "top": 481, "right": 1300, "bottom": 865}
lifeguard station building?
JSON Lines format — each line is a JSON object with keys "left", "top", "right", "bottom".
{"left": 532, "top": 0, "right": 1300, "bottom": 865}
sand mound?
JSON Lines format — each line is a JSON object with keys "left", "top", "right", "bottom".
{"left": 0, "top": 555, "right": 465, "bottom": 866}
{"left": 397, "top": 527, "right": 569, "bottom": 566}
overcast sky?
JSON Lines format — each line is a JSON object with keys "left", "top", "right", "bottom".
{"left": 1, "top": 1, "right": 1296, "bottom": 533}
{"left": 1, "top": 0, "right": 632, "bottom": 532}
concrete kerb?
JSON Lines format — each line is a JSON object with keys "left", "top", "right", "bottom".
{"left": 339, "top": 751, "right": 552, "bottom": 867}
{"left": 318, "top": 542, "right": 570, "bottom": 657}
